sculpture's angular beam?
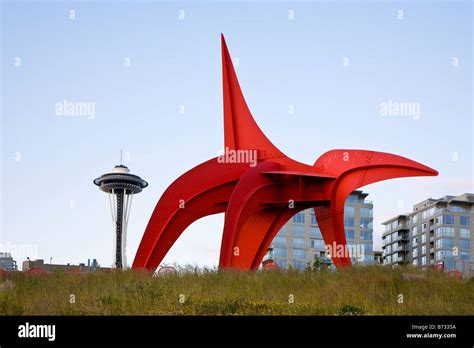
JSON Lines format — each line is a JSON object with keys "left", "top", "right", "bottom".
{"left": 221, "top": 34, "right": 284, "bottom": 160}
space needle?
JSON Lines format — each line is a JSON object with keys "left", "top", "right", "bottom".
{"left": 94, "top": 152, "right": 148, "bottom": 269}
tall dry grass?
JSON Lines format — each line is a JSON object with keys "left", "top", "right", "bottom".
{"left": 0, "top": 266, "right": 472, "bottom": 315}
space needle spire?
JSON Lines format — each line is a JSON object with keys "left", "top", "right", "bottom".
{"left": 94, "top": 153, "right": 148, "bottom": 269}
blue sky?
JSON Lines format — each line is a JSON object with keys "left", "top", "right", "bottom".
{"left": 1, "top": 0, "right": 472, "bottom": 269}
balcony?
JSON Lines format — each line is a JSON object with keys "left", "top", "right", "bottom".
{"left": 392, "top": 234, "right": 409, "bottom": 243}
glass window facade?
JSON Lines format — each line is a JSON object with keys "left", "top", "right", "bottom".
{"left": 345, "top": 229, "right": 354, "bottom": 240}
{"left": 311, "top": 239, "right": 325, "bottom": 249}
{"left": 310, "top": 212, "right": 317, "bottom": 225}
{"left": 293, "top": 248, "right": 306, "bottom": 260}
{"left": 293, "top": 212, "right": 305, "bottom": 224}
{"left": 274, "top": 247, "right": 287, "bottom": 258}
{"left": 460, "top": 228, "right": 470, "bottom": 238}
{"left": 360, "top": 218, "right": 373, "bottom": 229}
{"left": 460, "top": 216, "right": 470, "bottom": 226}
{"left": 344, "top": 206, "right": 355, "bottom": 216}
{"left": 271, "top": 191, "right": 374, "bottom": 270}
{"left": 293, "top": 225, "right": 305, "bottom": 236}
{"left": 273, "top": 236, "right": 286, "bottom": 245}
{"left": 293, "top": 237, "right": 305, "bottom": 246}
{"left": 441, "top": 215, "right": 455, "bottom": 225}
{"left": 344, "top": 217, "right": 354, "bottom": 227}
{"left": 435, "top": 227, "right": 455, "bottom": 238}
{"left": 310, "top": 227, "right": 321, "bottom": 238}
{"left": 293, "top": 260, "right": 306, "bottom": 270}
{"left": 361, "top": 230, "right": 372, "bottom": 241}
{"left": 460, "top": 239, "right": 470, "bottom": 250}
{"left": 444, "top": 260, "right": 456, "bottom": 271}
{"left": 275, "top": 259, "right": 287, "bottom": 268}
{"left": 460, "top": 251, "right": 470, "bottom": 261}
{"left": 435, "top": 238, "right": 455, "bottom": 249}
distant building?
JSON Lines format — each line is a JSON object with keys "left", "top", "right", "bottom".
{"left": 22, "top": 258, "right": 110, "bottom": 273}
{"left": 373, "top": 250, "right": 384, "bottom": 264}
{"left": 382, "top": 193, "right": 474, "bottom": 277}
{"left": 270, "top": 190, "right": 374, "bottom": 270}
{"left": 0, "top": 252, "right": 17, "bottom": 271}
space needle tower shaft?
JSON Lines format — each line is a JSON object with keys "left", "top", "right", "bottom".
{"left": 94, "top": 152, "right": 148, "bottom": 269}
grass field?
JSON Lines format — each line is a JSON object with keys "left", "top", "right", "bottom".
{"left": 0, "top": 266, "right": 473, "bottom": 315}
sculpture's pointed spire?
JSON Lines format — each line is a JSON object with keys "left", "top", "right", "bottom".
{"left": 221, "top": 34, "right": 284, "bottom": 159}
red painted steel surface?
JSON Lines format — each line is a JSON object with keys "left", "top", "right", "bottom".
{"left": 132, "top": 35, "right": 438, "bottom": 271}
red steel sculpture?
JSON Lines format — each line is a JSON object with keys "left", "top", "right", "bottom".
{"left": 133, "top": 35, "right": 438, "bottom": 271}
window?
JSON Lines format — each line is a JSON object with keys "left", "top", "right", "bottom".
{"left": 310, "top": 227, "right": 321, "bottom": 238}
{"left": 311, "top": 239, "right": 325, "bottom": 249}
{"left": 411, "top": 227, "right": 418, "bottom": 237}
{"left": 421, "top": 234, "right": 426, "bottom": 244}
{"left": 435, "top": 238, "right": 455, "bottom": 249}
{"left": 293, "top": 260, "right": 306, "bottom": 270}
{"left": 421, "top": 256, "right": 426, "bottom": 266}
{"left": 412, "top": 214, "right": 418, "bottom": 224}
{"left": 293, "top": 237, "right": 305, "bottom": 246}
{"left": 274, "top": 247, "right": 287, "bottom": 258}
{"left": 422, "top": 207, "right": 436, "bottom": 219}
{"left": 344, "top": 206, "right": 355, "bottom": 216}
{"left": 435, "top": 227, "right": 455, "bottom": 238}
{"left": 277, "top": 228, "right": 286, "bottom": 236}
{"left": 460, "top": 251, "right": 470, "bottom": 261}
{"left": 293, "top": 212, "right": 305, "bottom": 224}
{"left": 344, "top": 217, "right": 354, "bottom": 227}
{"left": 460, "top": 216, "right": 470, "bottom": 226}
{"left": 413, "top": 237, "right": 418, "bottom": 246}
{"left": 293, "top": 225, "right": 305, "bottom": 236}
{"left": 413, "top": 249, "right": 418, "bottom": 258}
{"left": 362, "top": 243, "right": 373, "bottom": 253}
{"left": 441, "top": 215, "right": 454, "bottom": 225}
{"left": 386, "top": 244, "right": 391, "bottom": 253}
{"left": 361, "top": 230, "right": 372, "bottom": 241}
{"left": 346, "top": 196, "right": 357, "bottom": 204}
{"left": 421, "top": 245, "right": 426, "bottom": 255}
{"left": 412, "top": 259, "right": 418, "bottom": 266}
{"left": 345, "top": 229, "right": 354, "bottom": 240}
{"left": 293, "top": 248, "right": 306, "bottom": 260}
{"left": 460, "top": 240, "right": 470, "bottom": 250}
{"left": 422, "top": 223, "right": 427, "bottom": 233}
{"left": 460, "top": 228, "right": 470, "bottom": 238}
{"left": 361, "top": 207, "right": 373, "bottom": 217}
{"left": 444, "top": 260, "right": 456, "bottom": 272}
{"left": 360, "top": 218, "right": 373, "bottom": 229}
{"left": 310, "top": 212, "right": 317, "bottom": 225}
{"left": 275, "top": 259, "right": 287, "bottom": 269}
{"left": 449, "top": 205, "right": 467, "bottom": 212}
{"left": 273, "top": 236, "right": 286, "bottom": 245}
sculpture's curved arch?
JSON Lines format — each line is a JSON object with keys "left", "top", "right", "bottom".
{"left": 132, "top": 158, "right": 249, "bottom": 270}
{"left": 314, "top": 149, "right": 438, "bottom": 267}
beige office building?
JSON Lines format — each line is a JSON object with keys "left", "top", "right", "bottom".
{"left": 382, "top": 193, "right": 474, "bottom": 277}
